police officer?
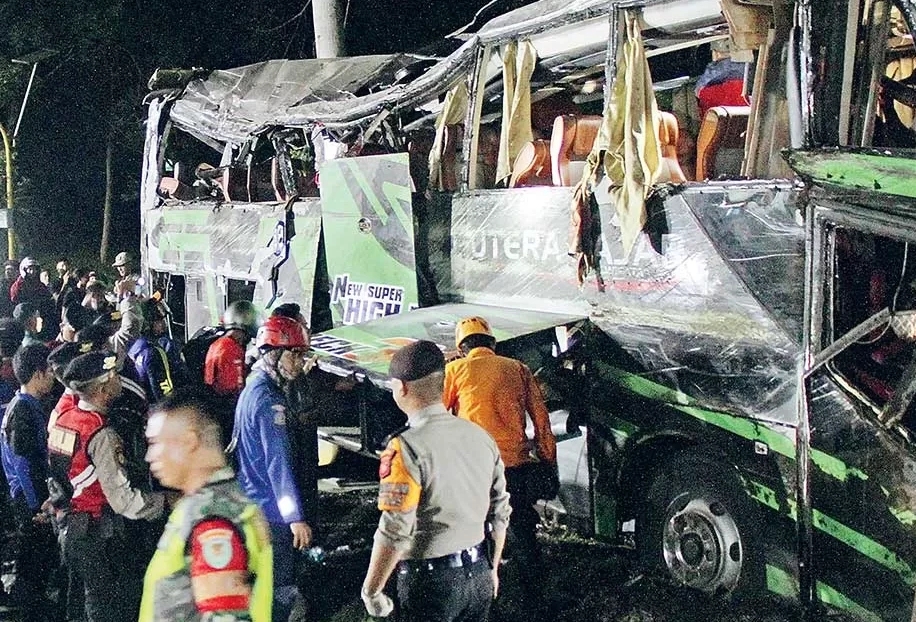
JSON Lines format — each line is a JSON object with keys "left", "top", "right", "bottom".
{"left": 140, "top": 389, "right": 272, "bottom": 622}
{"left": 233, "top": 315, "right": 312, "bottom": 622}
{"left": 47, "top": 351, "right": 165, "bottom": 622}
{"left": 442, "top": 316, "right": 558, "bottom": 608}
{"left": 361, "top": 340, "right": 511, "bottom": 622}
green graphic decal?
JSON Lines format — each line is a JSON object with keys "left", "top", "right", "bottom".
{"left": 748, "top": 479, "right": 916, "bottom": 587}
{"left": 320, "top": 154, "right": 419, "bottom": 326}
{"left": 765, "top": 566, "right": 883, "bottom": 622}
{"left": 596, "top": 362, "right": 870, "bottom": 483}
{"left": 145, "top": 201, "right": 322, "bottom": 332}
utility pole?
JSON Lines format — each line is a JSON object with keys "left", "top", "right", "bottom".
{"left": 312, "top": 0, "right": 345, "bottom": 58}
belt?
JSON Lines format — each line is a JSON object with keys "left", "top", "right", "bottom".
{"left": 398, "top": 542, "right": 487, "bottom": 573}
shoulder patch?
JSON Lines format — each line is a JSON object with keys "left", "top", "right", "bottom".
{"left": 377, "top": 438, "right": 421, "bottom": 513}
{"left": 190, "top": 519, "right": 251, "bottom": 613}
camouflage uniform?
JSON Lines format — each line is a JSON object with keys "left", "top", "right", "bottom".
{"left": 139, "top": 467, "right": 273, "bottom": 622}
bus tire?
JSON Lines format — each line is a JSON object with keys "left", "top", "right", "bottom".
{"left": 637, "top": 451, "right": 764, "bottom": 598}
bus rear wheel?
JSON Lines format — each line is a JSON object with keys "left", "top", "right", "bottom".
{"left": 638, "top": 452, "right": 762, "bottom": 597}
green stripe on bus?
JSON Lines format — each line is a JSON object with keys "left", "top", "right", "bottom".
{"left": 766, "top": 565, "right": 884, "bottom": 622}
{"left": 748, "top": 479, "right": 916, "bottom": 586}
{"left": 596, "top": 363, "right": 868, "bottom": 483}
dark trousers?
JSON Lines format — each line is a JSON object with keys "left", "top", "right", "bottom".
{"left": 63, "top": 513, "right": 130, "bottom": 622}
{"left": 397, "top": 559, "right": 493, "bottom": 622}
{"left": 269, "top": 522, "right": 299, "bottom": 622}
{"left": 8, "top": 494, "right": 55, "bottom": 622}
{"left": 504, "top": 464, "right": 545, "bottom": 604}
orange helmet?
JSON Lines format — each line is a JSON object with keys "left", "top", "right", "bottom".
{"left": 454, "top": 316, "right": 493, "bottom": 349}
{"left": 256, "top": 316, "right": 309, "bottom": 351}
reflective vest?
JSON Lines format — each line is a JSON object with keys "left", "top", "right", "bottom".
{"left": 139, "top": 469, "right": 273, "bottom": 622}
{"left": 48, "top": 406, "right": 107, "bottom": 517}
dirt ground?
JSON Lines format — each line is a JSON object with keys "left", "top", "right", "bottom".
{"left": 297, "top": 479, "right": 817, "bottom": 622}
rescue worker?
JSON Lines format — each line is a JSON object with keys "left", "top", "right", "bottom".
{"left": 361, "top": 340, "right": 510, "bottom": 622}
{"left": 204, "top": 300, "right": 260, "bottom": 437}
{"left": 126, "top": 299, "right": 178, "bottom": 402}
{"left": 140, "top": 389, "right": 272, "bottom": 622}
{"left": 48, "top": 350, "right": 165, "bottom": 622}
{"left": 233, "top": 315, "right": 312, "bottom": 622}
{"left": 442, "top": 315, "right": 557, "bottom": 609}
{"left": 0, "top": 344, "right": 57, "bottom": 621}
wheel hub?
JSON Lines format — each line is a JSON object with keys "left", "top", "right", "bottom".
{"left": 661, "top": 497, "right": 743, "bottom": 592}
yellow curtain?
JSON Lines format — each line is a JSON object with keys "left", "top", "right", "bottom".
{"left": 580, "top": 10, "right": 662, "bottom": 258}
{"left": 427, "top": 81, "right": 469, "bottom": 192}
{"left": 495, "top": 40, "right": 537, "bottom": 185}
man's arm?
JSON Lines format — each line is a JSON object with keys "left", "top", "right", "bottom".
{"left": 255, "top": 397, "right": 307, "bottom": 540}
{"left": 488, "top": 451, "right": 511, "bottom": 597}
{"left": 6, "top": 402, "right": 49, "bottom": 509}
{"left": 190, "top": 518, "right": 258, "bottom": 622}
{"left": 522, "top": 364, "right": 557, "bottom": 463}
{"left": 87, "top": 427, "right": 164, "bottom": 520}
{"left": 361, "top": 437, "right": 422, "bottom": 617}
{"left": 108, "top": 296, "right": 142, "bottom": 356}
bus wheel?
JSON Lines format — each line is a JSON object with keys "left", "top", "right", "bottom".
{"left": 638, "top": 452, "right": 762, "bottom": 597}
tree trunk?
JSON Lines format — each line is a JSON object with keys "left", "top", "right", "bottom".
{"left": 100, "top": 137, "right": 113, "bottom": 264}
{"left": 312, "top": 0, "right": 344, "bottom": 58}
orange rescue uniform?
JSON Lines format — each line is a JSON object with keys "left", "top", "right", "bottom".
{"left": 443, "top": 346, "right": 556, "bottom": 467}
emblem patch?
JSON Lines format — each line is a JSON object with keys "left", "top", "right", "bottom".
{"left": 199, "top": 528, "right": 234, "bottom": 570}
{"left": 379, "top": 448, "right": 395, "bottom": 479}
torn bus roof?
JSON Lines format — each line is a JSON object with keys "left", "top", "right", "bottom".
{"left": 168, "top": 54, "right": 455, "bottom": 143}
{"left": 310, "top": 303, "right": 586, "bottom": 384}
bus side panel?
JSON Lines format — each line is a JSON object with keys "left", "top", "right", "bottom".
{"left": 807, "top": 375, "right": 916, "bottom": 621}
{"left": 319, "top": 154, "right": 419, "bottom": 326}
{"left": 144, "top": 199, "right": 322, "bottom": 333}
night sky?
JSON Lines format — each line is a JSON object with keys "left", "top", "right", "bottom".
{"left": 7, "top": 0, "right": 526, "bottom": 264}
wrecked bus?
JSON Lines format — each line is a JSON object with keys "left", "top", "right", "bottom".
{"left": 139, "top": 0, "right": 916, "bottom": 618}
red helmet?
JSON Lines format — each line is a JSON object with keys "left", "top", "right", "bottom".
{"left": 256, "top": 316, "right": 309, "bottom": 351}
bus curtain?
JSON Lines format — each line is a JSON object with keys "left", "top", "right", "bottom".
{"left": 496, "top": 40, "right": 537, "bottom": 186}
{"left": 570, "top": 9, "right": 662, "bottom": 281}
{"left": 428, "top": 81, "right": 469, "bottom": 192}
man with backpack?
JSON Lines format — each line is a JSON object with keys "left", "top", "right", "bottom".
{"left": 201, "top": 300, "right": 260, "bottom": 441}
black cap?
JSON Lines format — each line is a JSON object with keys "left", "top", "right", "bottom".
{"left": 75, "top": 324, "right": 111, "bottom": 350}
{"left": 62, "top": 304, "right": 92, "bottom": 333}
{"left": 388, "top": 340, "right": 445, "bottom": 382}
{"left": 92, "top": 309, "right": 123, "bottom": 325}
{"left": 13, "top": 302, "right": 37, "bottom": 323}
{"left": 62, "top": 350, "right": 119, "bottom": 388}
{"left": 47, "top": 342, "right": 86, "bottom": 375}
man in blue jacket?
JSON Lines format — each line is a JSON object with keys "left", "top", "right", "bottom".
{"left": 233, "top": 314, "right": 312, "bottom": 622}
{"left": 0, "top": 343, "right": 57, "bottom": 620}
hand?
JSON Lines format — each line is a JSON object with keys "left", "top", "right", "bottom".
{"left": 361, "top": 588, "right": 394, "bottom": 618}
{"left": 491, "top": 567, "right": 500, "bottom": 598}
{"left": 290, "top": 521, "right": 312, "bottom": 550}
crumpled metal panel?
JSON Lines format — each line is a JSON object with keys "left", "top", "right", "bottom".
{"left": 145, "top": 198, "right": 322, "bottom": 313}
{"left": 448, "top": 183, "right": 803, "bottom": 423}
{"left": 169, "top": 56, "right": 420, "bottom": 143}
{"left": 477, "top": 0, "right": 611, "bottom": 42}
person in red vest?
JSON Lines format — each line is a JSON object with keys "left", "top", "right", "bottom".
{"left": 47, "top": 350, "right": 165, "bottom": 622}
